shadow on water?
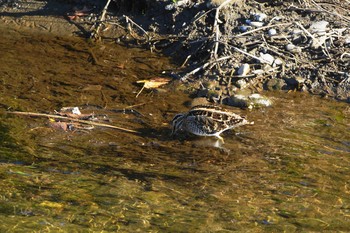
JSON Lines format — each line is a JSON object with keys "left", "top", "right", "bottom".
{"left": 0, "top": 24, "right": 350, "bottom": 232}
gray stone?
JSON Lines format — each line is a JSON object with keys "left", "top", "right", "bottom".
{"left": 249, "top": 93, "right": 272, "bottom": 108}
{"left": 237, "top": 63, "right": 250, "bottom": 76}
{"left": 268, "top": 28, "right": 277, "bottom": 36}
{"left": 227, "top": 93, "right": 272, "bottom": 108}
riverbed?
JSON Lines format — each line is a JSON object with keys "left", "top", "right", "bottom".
{"left": 0, "top": 25, "right": 349, "bottom": 232}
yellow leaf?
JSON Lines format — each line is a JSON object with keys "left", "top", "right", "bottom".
{"left": 137, "top": 77, "right": 171, "bottom": 89}
{"left": 136, "top": 77, "right": 171, "bottom": 98}
{"left": 39, "top": 201, "right": 64, "bottom": 208}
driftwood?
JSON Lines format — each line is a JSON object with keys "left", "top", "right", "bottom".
{"left": 7, "top": 111, "right": 138, "bottom": 133}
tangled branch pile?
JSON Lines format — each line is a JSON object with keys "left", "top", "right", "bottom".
{"left": 117, "top": 0, "right": 349, "bottom": 103}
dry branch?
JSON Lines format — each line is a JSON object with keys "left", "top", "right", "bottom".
{"left": 90, "top": 0, "right": 112, "bottom": 40}
{"left": 7, "top": 111, "right": 138, "bottom": 134}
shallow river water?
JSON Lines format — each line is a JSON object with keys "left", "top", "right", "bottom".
{"left": 0, "top": 25, "right": 350, "bottom": 232}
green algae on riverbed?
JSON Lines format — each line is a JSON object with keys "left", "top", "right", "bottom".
{"left": 0, "top": 25, "right": 350, "bottom": 232}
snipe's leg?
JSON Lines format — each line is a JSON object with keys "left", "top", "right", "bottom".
{"left": 216, "top": 135, "right": 224, "bottom": 143}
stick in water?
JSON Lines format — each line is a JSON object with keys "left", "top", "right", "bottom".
{"left": 7, "top": 111, "right": 138, "bottom": 133}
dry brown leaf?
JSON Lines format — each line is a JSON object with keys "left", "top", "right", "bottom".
{"left": 49, "top": 121, "right": 68, "bottom": 131}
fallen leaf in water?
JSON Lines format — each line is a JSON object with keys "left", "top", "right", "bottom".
{"left": 40, "top": 201, "right": 64, "bottom": 209}
{"left": 137, "top": 77, "right": 171, "bottom": 89}
{"left": 55, "top": 107, "right": 88, "bottom": 119}
{"left": 8, "top": 169, "right": 31, "bottom": 176}
{"left": 49, "top": 121, "right": 68, "bottom": 131}
{"left": 59, "top": 107, "right": 81, "bottom": 115}
{"left": 115, "top": 63, "right": 125, "bottom": 69}
{"left": 136, "top": 77, "right": 171, "bottom": 97}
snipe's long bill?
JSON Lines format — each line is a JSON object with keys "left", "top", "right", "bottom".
{"left": 171, "top": 105, "right": 253, "bottom": 141}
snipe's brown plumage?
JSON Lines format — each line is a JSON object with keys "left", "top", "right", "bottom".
{"left": 171, "top": 105, "right": 253, "bottom": 140}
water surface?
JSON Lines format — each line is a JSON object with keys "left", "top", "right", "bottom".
{"left": 0, "top": 25, "right": 350, "bottom": 232}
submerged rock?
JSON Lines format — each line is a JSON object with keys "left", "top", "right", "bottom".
{"left": 226, "top": 93, "right": 272, "bottom": 108}
{"left": 249, "top": 93, "right": 273, "bottom": 108}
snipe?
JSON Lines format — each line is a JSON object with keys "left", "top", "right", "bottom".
{"left": 171, "top": 105, "right": 253, "bottom": 140}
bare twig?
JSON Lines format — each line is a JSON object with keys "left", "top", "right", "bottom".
{"left": 182, "top": 39, "right": 274, "bottom": 81}
{"left": 136, "top": 85, "right": 145, "bottom": 98}
{"left": 181, "top": 55, "right": 192, "bottom": 67}
{"left": 212, "top": 0, "right": 233, "bottom": 59}
{"left": 90, "top": 0, "right": 112, "bottom": 40}
{"left": 182, "top": 55, "right": 233, "bottom": 81}
{"left": 124, "top": 15, "right": 149, "bottom": 40}
{"left": 231, "top": 46, "right": 262, "bottom": 62}
{"left": 294, "top": 22, "right": 330, "bottom": 57}
{"left": 340, "top": 52, "right": 350, "bottom": 61}
{"left": 310, "top": 0, "right": 350, "bottom": 23}
{"left": 124, "top": 102, "right": 148, "bottom": 109}
{"left": 193, "top": 8, "right": 215, "bottom": 24}
{"left": 7, "top": 111, "right": 138, "bottom": 133}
